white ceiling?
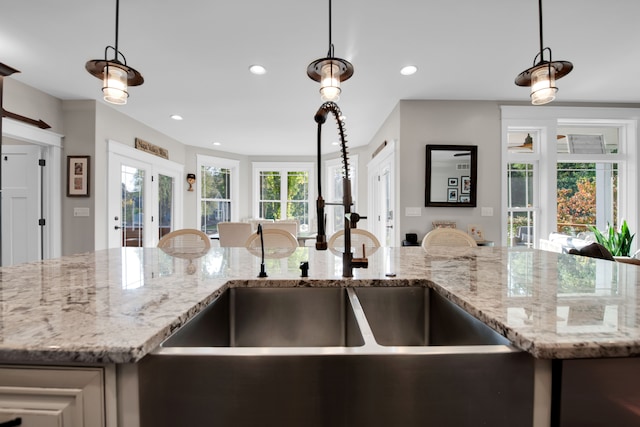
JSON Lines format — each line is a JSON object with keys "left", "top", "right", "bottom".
{"left": 2, "top": 0, "right": 640, "bottom": 156}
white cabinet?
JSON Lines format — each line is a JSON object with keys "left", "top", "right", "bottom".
{"left": 0, "top": 366, "right": 106, "bottom": 427}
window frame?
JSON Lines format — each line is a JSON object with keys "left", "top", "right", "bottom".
{"left": 251, "top": 162, "right": 315, "bottom": 226}
{"left": 197, "top": 155, "right": 240, "bottom": 233}
{"left": 501, "top": 106, "right": 638, "bottom": 249}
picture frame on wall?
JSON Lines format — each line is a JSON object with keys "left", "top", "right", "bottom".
{"left": 447, "top": 188, "right": 458, "bottom": 202}
{"left": 448, "top": 177, "right": 458, "bottom": 187}
{"left": 459, "top": 195, "right": 470, "bottom": 203}
{"left": 67, "top": 155, "right": 90, "bottom": 197}
{"left": 461, "top": 176, "right": 471, "bottom": 194}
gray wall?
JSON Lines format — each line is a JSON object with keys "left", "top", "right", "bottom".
{"left": 395, "top": 100, "right": 502, "bottom": 244}
{"left": 5, "top": 76, "right": 640, "bottom": 253}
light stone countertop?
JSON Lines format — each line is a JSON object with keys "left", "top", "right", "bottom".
{"left": 0, "top": 246, "right": 639, "bottom": 363}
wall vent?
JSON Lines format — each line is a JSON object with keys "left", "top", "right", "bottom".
{"left": 456, "top": 163, "right": 470, "bottom": 170}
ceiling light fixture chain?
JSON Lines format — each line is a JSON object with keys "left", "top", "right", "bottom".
{"left": 514, "top": 0, "right": 573, "bottom": 105}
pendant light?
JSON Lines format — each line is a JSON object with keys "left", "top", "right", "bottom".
{"left": 85, "top": 0, "right": 143, "bottom": 105}
{"left": 515, "top": 0, "right": 572, "bottom": 105}
{"left": 307, "top": 0, "right": 353, "bottom": 102}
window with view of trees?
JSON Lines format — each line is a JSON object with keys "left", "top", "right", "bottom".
{"left": 502, "top": 108, "right": 635, "bottom": 250}
{"left": 197, "top": 155, "right": 239, "bottom": 235}
{"left": 253, "top": 163, "right": 314, "bottom": 232}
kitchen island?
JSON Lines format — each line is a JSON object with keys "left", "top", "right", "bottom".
{"left": 1, "top": 246, "right": 639, "bottom": 426}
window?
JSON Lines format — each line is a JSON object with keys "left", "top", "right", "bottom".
{"left": 197, "top": 155, "right": 239, "bottom": 234}
{"left": 252, "top": 162, "right": 315, "bottom": 232}
{"left": 325, "top": 156, "right": 358, "bottom": 235}
{"left": 502, "top": 106, "right": 638, "bottom": 248}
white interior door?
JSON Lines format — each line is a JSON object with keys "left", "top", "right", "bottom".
{"left": 368, "top": 141, "right": 396, "bottom": 246}
{"left": 1, "top": 145, "right": 41, "bottom": 265}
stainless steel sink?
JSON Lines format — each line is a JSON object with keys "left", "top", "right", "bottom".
{"left": 162, "top": 287, "right": 364, "bottom": 347}
{"left": 140, "top": 285, "right": 534, "bottom": 427}
{"left": 354, "top": 286, "right": 510, "bottom": 346}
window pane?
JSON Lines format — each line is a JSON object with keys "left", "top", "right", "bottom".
{"left": 260, "top": 171, "right": 281, "bottom": 201}
{"left": 201, "top": 200, "right": 230, "bottom": 234}
{"left": 508, "top": 211, "right": 535, "bottom": 247}
{"left": 557, "top": 162, "right": 618, "bottom": 236}
{"left": 121, "top": 166, "right": 144, "bottom": 247}
{"left": 508, "top": 131, "right": 537, "bottom": 154}
{"left": 158, "top": 174, "right": 174, "bottom": 239}
{"left": 201, "top": 166, "right": 230, "bottom": 199}
{"left": 200, "top": 164, "right": 232, "bottom": 234}
{"left": 287, "top": 171, "right": 309, "bottom": 201}
{"left": 556, "top": 126, "right": 619, "bottom": 155}
{"left": 259, "top": 201, "right": 280, "bottom": 219}
{"left": 507, "top": 163, "right": 534, "bottom": 208}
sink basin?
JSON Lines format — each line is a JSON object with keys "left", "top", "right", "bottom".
{"left": 141, "top": 286, "right": 533, "bottom": 427}
{"left": 162, "top": 287, "right": 364, "bottom": 347}
{"left": 354, "top": 286, "right": 509, "bottom": 346}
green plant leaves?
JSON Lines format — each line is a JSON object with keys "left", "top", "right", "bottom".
{"left": 587, "top": 219, "right": 635, "bottom": 257}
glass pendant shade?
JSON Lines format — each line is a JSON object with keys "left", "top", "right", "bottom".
{"left": 102, "top": 64, "right": 129, "bottom": 105}
{"left": 530, "top": 65, "right": 557, "bottom": 105}
{"left": 320, "top": 63, "right": 341, "bottom": 101}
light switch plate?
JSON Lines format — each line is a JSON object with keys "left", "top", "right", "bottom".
{"left": 74, "top": 207, "right": 90, "bottom": 217}
{"left": 481, "top": 207, "right": 493, "bottom": 217}
{"left": 405, "top": 207, "right": 422, "bottom": 217}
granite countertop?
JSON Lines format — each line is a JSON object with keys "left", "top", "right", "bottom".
{"left": 0, "top": 246, "right": 639, "bottom": 364}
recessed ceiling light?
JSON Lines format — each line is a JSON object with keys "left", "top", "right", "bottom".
{"left": 400, "top": 65, "right": 418, "bottom": 76}
{"left": 170, "top": 114, "right": 183, "bottom": 120}
{"left": 249, "top": 65, "right": 267, "bottom": 75}
{"left": 212, "top": 142, "right": 221, "bottom": 146}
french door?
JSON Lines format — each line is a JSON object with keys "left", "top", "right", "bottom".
{"left": 107, "top": 141, "right": 183, "bottom": 248}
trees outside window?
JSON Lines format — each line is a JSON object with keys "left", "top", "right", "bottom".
{"left": 197, "top": 155, "right": 239, "bottom": 234}
{"left": 253, "top": 163, "right": 314, "bottom": 232}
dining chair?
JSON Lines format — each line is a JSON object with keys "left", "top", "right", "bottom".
{"left": 421, "top": 228, "right": 478, "bottom": 248}
{"left": 328, "top": 229, "right": 381, "bottom": 257}
{"left": 247, "top": 218, "right": 275, "bottom": 233}
{"left": 157, "top": 229, "right": 211, "bottom": 254}
{"left": 262, "top": 221, "right": 298, "bottom": 238}
{"left": 245, "top": 228, "right": 298, "bottom": 249}
{"left": 218, "top": 222, "right": 252, "bottom": 247}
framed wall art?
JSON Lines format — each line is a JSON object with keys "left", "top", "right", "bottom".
{"left": 447, "top": 188, "right": 458, "bottom": 202}
{"left": 67, "top": 155, "right": 90, "bottom": 197}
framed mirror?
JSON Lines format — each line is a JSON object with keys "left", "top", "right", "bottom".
{"left": 425, "top": 144, "right": 477, "bottom": 207}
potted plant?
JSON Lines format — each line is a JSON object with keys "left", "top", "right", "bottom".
{"left": 587, "top": 219, "right": 636, "bottom": 260}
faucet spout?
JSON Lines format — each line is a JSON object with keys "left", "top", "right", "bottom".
{"left": 313, "top": 101, "right": 366, "bottom": 277}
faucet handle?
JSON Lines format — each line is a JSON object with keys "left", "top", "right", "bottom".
{"left": 300, "top": 261, "right": 309, "bottom": 277}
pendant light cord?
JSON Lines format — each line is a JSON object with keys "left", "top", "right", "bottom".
{"left": 114, "top": 0, "right": 120, "bottom": 55}
{"left": 538, "top": 0, "right": 544, "bottom": 60}
{"left": 327, "top": 0, "right": 334, "bottom": 57}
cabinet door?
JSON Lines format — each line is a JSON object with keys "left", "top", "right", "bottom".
{"left": 0, "top": 366, "right": 105, "bottom": 427}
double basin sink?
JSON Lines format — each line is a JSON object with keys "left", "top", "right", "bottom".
{"left": 140, "top": 286, "right": 534, "bottom": 427}
{"left": 159, "top": 286, "right": 510, "bottom": 349}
